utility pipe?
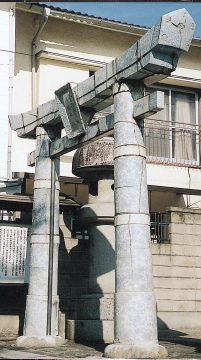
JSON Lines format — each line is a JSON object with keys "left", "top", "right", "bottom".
{"left": 31, "top": 7, "right": 50, "bottom": 108}
{"left": 7, "top": 5, "right": 15, "bottom": 179}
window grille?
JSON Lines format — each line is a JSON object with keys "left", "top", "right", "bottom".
{"left": 150, "top": 212, "right": 170, "bottom": 244}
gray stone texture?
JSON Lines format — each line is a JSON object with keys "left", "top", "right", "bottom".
{"left": 104, "top": 343, "right": 167, "bottom": 359}
{"left": 104, "top": 83, "right": 166, "bottom": 358}
{"left": 72, "top": 137, "right": 114, "bottom": 179}
{"left": 17, "top": 127, "right": 63, "bottom": 347}
{"left": 16, "top": 335, "right": 65, "bottom": 348}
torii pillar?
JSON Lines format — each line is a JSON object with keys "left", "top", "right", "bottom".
{"left": 16, "top": 127, "right": 65, "bottom": 347}
{"left": 104, "top": 83, "right": 167, "bottom": 358}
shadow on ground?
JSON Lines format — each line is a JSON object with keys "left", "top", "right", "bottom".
{"left": 158, "top": 320, "right": 201, "bottom": 358}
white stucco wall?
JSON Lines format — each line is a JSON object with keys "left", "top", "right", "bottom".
{"left": 7, "top": 5, "right": 201, "bottom": 185}
{"left": 0, "top": 4, "right": 13, "bottom": 179}
{"left": 11, "top": 8, "right": 138, "bottom": 176}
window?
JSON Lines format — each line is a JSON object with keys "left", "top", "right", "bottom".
{"left": 144, "top": 87, "right": 198, "bottom": 165}
{"left": 171, "top": 91, "right": 197, "bottom": 162}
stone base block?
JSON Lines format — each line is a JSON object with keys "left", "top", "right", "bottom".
{"left": 16, "top": 335, "right": 66, "bottom": 348}
{"left": 23, "top": 295, "right": 59, "bottom": 336}
{"left": 67, "top": 319, "right": 113, "bottom": 343}
{"left": 104, "top": 343, "right": 168, "bottom": 359}
{"left": 77, "top": 294, "right": 114, "bottom": 320}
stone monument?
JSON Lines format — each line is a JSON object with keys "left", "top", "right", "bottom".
{"left": 9, "top": 9, "right": 195, "bottom": 355}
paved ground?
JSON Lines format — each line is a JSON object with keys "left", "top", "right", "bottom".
{"left": 2, "top": 330, "right": 201, "bottom": 359}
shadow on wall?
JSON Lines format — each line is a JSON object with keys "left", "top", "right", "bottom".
{"left": 58, "top": 217, "right": 90, "bottom": 339}
{"left": 157, "top": 317, "right": 187, "bottom": 339}
{"left": 58, "top": 210, "right": 115, "bottom": 343}
{"left": 58, "top": 210, "right": 201, "bottom": 348}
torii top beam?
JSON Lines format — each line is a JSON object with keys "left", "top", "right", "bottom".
{"left": 9, "top": 8, "right": 195, "bottom": 139}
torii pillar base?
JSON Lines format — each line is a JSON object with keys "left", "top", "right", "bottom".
{"left": 16, "top": 335, "right": 66, "bottom": 348}
{"left": 104, "top": 343, "right": 167, "bottom": 359}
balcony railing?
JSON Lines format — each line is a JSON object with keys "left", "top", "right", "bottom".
{"left": 144, "top": 119, "right": 200, "bottom": 166}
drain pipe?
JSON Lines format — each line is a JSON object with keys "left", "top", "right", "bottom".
{"left": 31, "top": 7, "right": 50, "bottom": 108}
{"left": 7, "top": 4, "right": 15, "bottom": 179}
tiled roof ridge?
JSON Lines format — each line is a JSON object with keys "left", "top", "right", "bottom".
{"left": 20, "top": 2, "right": 201, "bottom": 41}
{"left": 36, "top": 2, "right": 150, "bottom": 30}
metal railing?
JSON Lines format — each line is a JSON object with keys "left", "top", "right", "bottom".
{"left": 150, "top": 212, "right": 170, "bottom": 244}
{"left": 71, "top": 212, "right": 170, "bottom": 244}
{"left": 144, "top": 119, "right": 200, "bottom": 166}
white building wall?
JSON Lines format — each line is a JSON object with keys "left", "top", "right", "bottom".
{"left": 38, "top": 58, "right": 93, "bottom": 176}
{"left": 0, "top": 4, "right": 14, "bottom": 179}
{"left": 7, "top": 5, "right": 201, "bottom": 188}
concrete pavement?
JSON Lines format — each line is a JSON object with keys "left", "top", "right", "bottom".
{"left": 1, "top": 330, "right": 201, "bottom": 359}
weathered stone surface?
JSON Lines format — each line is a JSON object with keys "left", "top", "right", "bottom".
{"left": 72, "top": 137, "right": 114, "bottom": 179}
{"left": 9, "top": 114, "right": 23, "bottom": 130}
{"left": 9, "top": 100, "right": 60, "bottom": 139}
{"left": 50, "top": 114, "right": 114, "bottom": 159}
{"left": 104, "top": 343, "right": 168, "bottom": 359}
{"left": 133, "top": 90, "right": 164, "bottom": 119}
{"left": 77, "top": 9, "right": 195, "bottom": 111}
{"left": 104, "top": 82, "right": 166, "bottom": 358}
{"left": 25, "top": 114, "right": 115, "bottom": 164}
{"left": 17, "top": 128, "right": 61, "bottom": 345}
{"left": 16, "top": 335, "right": 66, "bottom": 348}
{"left": 55, "top": 83, "right": 86, "bottom": 139}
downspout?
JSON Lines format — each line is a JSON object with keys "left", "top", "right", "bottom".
{"left": 31, "top": 7, "right": 50, "bottom": 108}
{"left": 7, "top": 3, "right": 15, "bottom": 179}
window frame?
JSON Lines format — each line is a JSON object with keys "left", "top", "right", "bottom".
{"left": 145, "top": 85, "right": 199, "bottom": 166}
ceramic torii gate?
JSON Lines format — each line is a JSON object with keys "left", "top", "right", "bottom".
{"left": 10, "top": 8, "right": 195, "bottom": 358}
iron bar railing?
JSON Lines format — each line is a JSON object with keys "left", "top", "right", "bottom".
{"left": 71, "top": 212, "right": 170, "bottom": 244}
{"left": 144, "top": 119, "right": 200, "bottom": 166}
{"left": 150, "top": 212, "right": 170, "bottom": 244}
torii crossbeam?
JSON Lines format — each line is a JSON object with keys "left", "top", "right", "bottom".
{"left": 9, "top": 8, "right": 195, "bottom": 356}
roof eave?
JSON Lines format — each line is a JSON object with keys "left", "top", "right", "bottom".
{"left": 15, "top": 2, "right": 147, "bottom": 36}
{"left": 15, "top": 3, "right": 201, "bottom": 46}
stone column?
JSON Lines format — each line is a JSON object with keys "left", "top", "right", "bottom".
{"left": 104, "top": 83, "right": 167, "bottom": 358}
{"left": 16, "top": 127, "right": 65, "bottom": 348}
{"left": 71, "top": 137, "right": 115, "bottom": 342}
